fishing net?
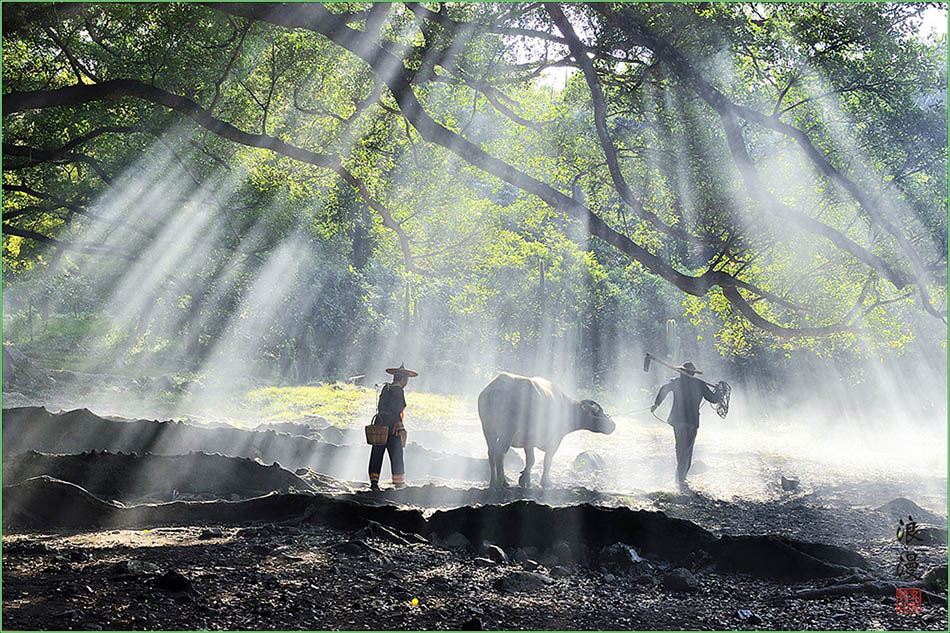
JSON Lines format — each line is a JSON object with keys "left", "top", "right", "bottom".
{"left": 715, "top": 381, "right": 732, "bottom": 418}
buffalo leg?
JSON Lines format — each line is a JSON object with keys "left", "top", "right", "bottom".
{"left": 519, "top": 447, "right": 534, "bottom": 488}
{"left": 487, "top": 441, "right": 497, "bottom": 488}
{"left": 492, "top": 430, "right": 514, "bottom": 487}
{"left": 485, "top": 435, "right": 499, "bottom": 488}
{"left": 540, "top": 450, "right": 555, "bottom": 488}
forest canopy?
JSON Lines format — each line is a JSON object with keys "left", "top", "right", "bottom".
{"left": 2, "top": 2, "right": 947, "bottom": 389}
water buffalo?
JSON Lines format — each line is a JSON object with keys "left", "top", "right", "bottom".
{"left": 478, "top": 372, "right": 615, "bottom": 488}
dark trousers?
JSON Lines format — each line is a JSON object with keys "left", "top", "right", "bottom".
{"left": 672, "top": 423, "right": 698, "bottom": 483}
{"left": 369, "top": 431, "right": 404, "bottom": 484}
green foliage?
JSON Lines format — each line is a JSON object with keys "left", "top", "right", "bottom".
{"left": 2, "top": 2, "right": 945, "bottom": 392}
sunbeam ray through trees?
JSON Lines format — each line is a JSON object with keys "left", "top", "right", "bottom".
{"left": 1, "top": 4, "right": 947, "bottom": 630}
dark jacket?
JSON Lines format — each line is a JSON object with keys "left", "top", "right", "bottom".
{"left": 377, "top": 383, "right": 407, "bottom": 426}
{"left": 654, "top": 375, "right": 720, "bottom": 427}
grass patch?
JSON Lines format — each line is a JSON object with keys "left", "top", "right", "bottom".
{"left": 241, "top": 383, "right": 375, "bottom": 424}
{"left": 239, "top": 382, "right": 466, "bottom": 429}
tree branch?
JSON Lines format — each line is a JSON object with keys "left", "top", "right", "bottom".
{"left": 210, "top": 2, "right": 855, "bottom": 337}
{"left": 431, "top": 76, "right": 543, "bottom": 132}
{"left": 403, "top": 2, "right": 578, "bottom": 51}
{"left": 3, "top": 142, "right": 114, "bottom": 186}
{"left": 43, "top": 24, "right": 100, "bottom": 84}
{"left": 546, "top": 3, "right": 721, "bottom": 249}
{"left": 602, "top": 10, "right": 916, "bottom": 291}
{"left": 3, "top": 79, "right": 429, "bottom": 276}
{"left": 721, "top": 285, "right": 857, "bottom": 337}
{"left": 210, "top": 18, "right": 252, "bottom": 111}
{"left": 612, "top": 11, "right": 942, "bottom": 320}
{"left": 2, "top": 224, "right": 136, "bottom": 260}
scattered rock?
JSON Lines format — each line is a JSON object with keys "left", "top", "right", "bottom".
{"left": 441, "top": 532, "right": 471, "bottom": 550}
{"left": 108, "top": 559, "right": 160, "bottom": 577}
{"left": 603, "top": 573, "right": 616, "bottom": 583}
{"left": 599, "top": 542, "right": 645, "bottom": 573}
{"left": 780, "top": 476, "right": 799, "bottom": 491}
{"left": 552, "top": 540, "right": 573, "bottom": 565}
{"left": 915, "top": 527, "right": 947, "bottom": 545}
{"left": 662, "top": 568, "right": 699, "bottom": 593}
{"left": 154, "top": 570, "right": 195, "bottom": 594}
{"left": 550, "top": 566, "right": 572, "bottom": 578}
{"left": 539, "top": 552, "right": 560, "bottom": 568}
{"left": 493, "top": 570, "right": 555, "bottom": 593}
{"left": 484, "top": 544, "right": 508, "bottom": 563}
{"left": 571, "top": 451, "right": 606, "bottom": 473}
{"left": 689, "top": 460, "right": 708, "bottom": 475}
{"left": 520, "top": 560, "right": 540, "bottom": 572}
{"left": 473, "top": 557, "right": 495, "bottom": 568}
{"left": 425, "top": 576, "right": 452, "bottom": 592}
{"left": 737, "top": 609, "right": 762, "bottom": 624}
{"left": 922, "top": 564, "right": 948, "bottom": 590}
{"left": 459, "top": 617, "right": 483, "bottom": 630}
{"left": 198, "top": 528, "right": 224, "bottom": 540}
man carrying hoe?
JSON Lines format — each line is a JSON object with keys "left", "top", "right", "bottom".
{"left": 651, "top": 361, "right": 722, "bottom": 491}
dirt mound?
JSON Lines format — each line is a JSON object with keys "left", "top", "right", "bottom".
{"left": 3, "top": 450, "right": 313, "bottom": 503}
{"left": 3, "top": 475, "right": 872, "bottom": 582}
{"left": 711, "top": 534, "right": 867, "bottom": 581}
{"left": 357, "top": 482, "right": 629, "bottom": 509}
{"left": 2, "top": 475, "right": 426, "bottom": 532}
{"left": 426, "top": 501, "right": 717, "bottom": 563}
{"left": 2, "top": 406, "right": 488, "bottom": 483}
{"left": 2, "top": 345, "right": 55, "bottom": 391}
{"left": 874, "top": 497, "right": 945, "bottom": 524}
{"left": 3, "top": 476, "right": 125, "bottom": 527}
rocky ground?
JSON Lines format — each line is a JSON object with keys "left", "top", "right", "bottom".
{"left": 2, "top": 399, "right": 947, "bottom": 631}
{"left": 2, "top": 505, "right": 947, "bottom": 631}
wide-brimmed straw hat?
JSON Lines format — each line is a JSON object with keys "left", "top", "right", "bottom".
{"left": 385, "top": 363, "right": 418, "bottom": 378}
{"left": 674, "top": 361, "right": 702, "bottom": 375}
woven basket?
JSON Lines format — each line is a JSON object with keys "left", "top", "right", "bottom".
{"left": 365, "top": 424, "right": 389, "bottom": 446}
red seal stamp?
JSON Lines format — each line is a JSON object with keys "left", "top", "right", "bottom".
{"left": 895, "top": 587, "right": 922, "bottom": 614}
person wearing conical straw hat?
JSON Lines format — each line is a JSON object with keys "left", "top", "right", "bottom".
{"left": 651, "top": 361, "right": 722, "bottom": 491}
{"left": 368, "top": 363, "right": 418, "bottom": 491}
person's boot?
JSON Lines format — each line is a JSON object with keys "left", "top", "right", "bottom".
{"left": 370, "top": 482, "right": 380, "bottom": 492}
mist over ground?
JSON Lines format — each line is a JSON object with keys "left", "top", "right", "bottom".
{"left": 2, "top": 3, "right": 947, "bottom": 631}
